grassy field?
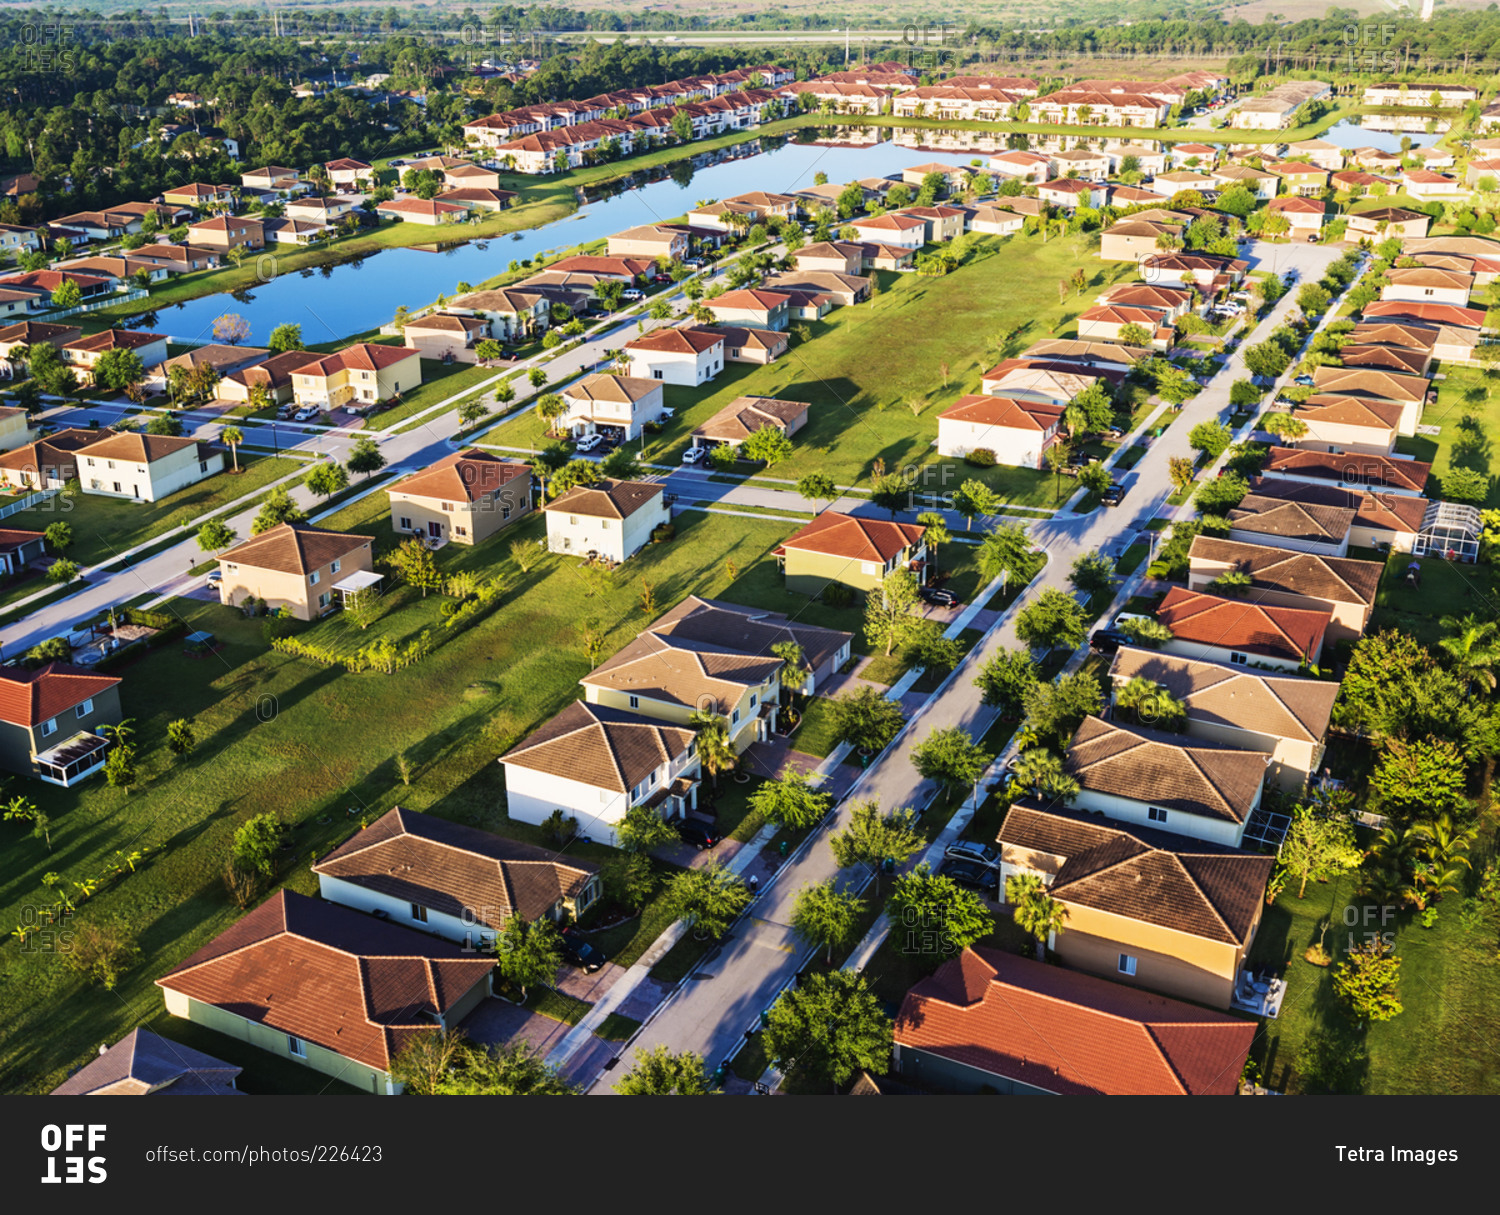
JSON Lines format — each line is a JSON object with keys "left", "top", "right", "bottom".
{"left": 486, "top": 231, "right": 1133, "bottom": 503}
{"left": 0, "top": 499, "right": 801, "bottom": 1094}
{"left": 1403, "top": 365, "right": 1500, "bottom": 508}
{"left": 0, "top": 454, "right": 306, "bottom": 571}
{"left": 1371, "top": 549, "right": 1498, "bottom": 647}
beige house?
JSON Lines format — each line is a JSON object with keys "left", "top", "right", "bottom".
{"left": 1288, "top": 396, "right": 1402, "bottom": 455}
{"left": 1108, "top": 647, "right": 1338, "bottom": 792}
{"left": 324, "top": 158, "right": 373, "bottom": 189}
{"left": 892, "top": 205, "right": 966, "bottom": 243}
{"left": 156, "top": 890, "right": 494, "bottom": 1096}
{"left": 185, "top": 215, "right": 264, "bottom": 251}
{"left": 965, "top": 205, "right": 1027, "bottom": 237}
{"left": 607, "top": 224, "right": 689, "bottom": 261}
{"left": 1098, "top": 282, "right": 1196, "bottom": 321}
{"left": 998, "top": 802, "right": 1274, "bottom": 1009}
{"left": 1266, "top": 196, "right": 1327, "bottom": 234}
{"left": 1348, "top": 206, "right": 1432, "bottom": 241}
{"left": 1099, "top": 219, "right": 1182, "bottom": 263}
{"left": 402, "top": 312, "right": 488, "bottom": 360}
{"left": 1225, "top": 492, "right": 1355, "bottom": 558}
{"left": 794, "top": 240, "right": 865, "bottom": 275}
{"left": 1246, "top": 475, "right": 1427, "bottom": 553}
{"left": 774, "top": 511, "right": 926, "bottom": 596}
{"left": 1308, "top": 366, "right": 1428, "bottom": 436}
{"left": 703, "top": 288, "right": 791, "bottom": 331}
{"left": 692, "top": 395, "right": 809, "bottom": 449}
{"left": 0, "top": 662, "right": 123, "bottom": 787}
{"left": 240, "top": 165, "right": 303, "bottom": 195}
{"left": 218, "top": 350, "right": 320, "bottom": 406}
{"left": 448, "top": 287, "right": 552, "bottom": 342}
{"left": 560, "top": 373, "right": 664, "bottom": 441}
{"left": 760, "top": 270, "right": 870, "bottom": 307}
{"left": 386, "top": 449, "right": 533, "bottom": 547}
{"left": 217, "top": 522, "right": 376, "bottom": 620}
{"left": 78, "top": 432, "right": 225, "bottom": 503}
{"left": 291, "top": 343, "right": 421, "bottom": 414}
{"left": 1186, "top": 534, "right": 1381, "bottom": 644}
{"left": 63, "top": 329, "right": 170, "bottom": 383}
{"left": 1077, "top": 303, "right": 1171, "bottom": 345}
{"left": 544, "top": 478, "right": 669, "bottom": 563}
{"left": 0, "top": 320, "right": 81, "bottom": 364}
{"left": 0, "top": 405, "right": 35, "bottom": 453}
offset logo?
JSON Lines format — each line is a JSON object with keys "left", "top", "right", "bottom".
{"left": 40, "top": 1124, "right": 106, "bottom": 1184}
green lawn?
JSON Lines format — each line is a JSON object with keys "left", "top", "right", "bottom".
{"left": 0, "top": 502, "right": 800, "bottom": 1094}
{"left": 1402, "top": 365, "right": 1500, "bottom": 507}
{"left": 364, "top": 360, "right": 503, "bottom": 430}
{"left": 788, "top": 695, "right": 841, "bottom": 759}
{"left": 487, "top": 231, "right": 1136, "bottom": 504}
{"left": 1371, "top": 549, "right": 1495, "bottom": 647}
{"left": 0, "top": 454, "right": 305, "bottom": 570}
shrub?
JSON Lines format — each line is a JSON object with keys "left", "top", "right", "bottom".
{"left": 964, "top": 447, "right": 997, "bottom": 468}
{"left": 822, "top": 583, "right": 854, "bottom": 608}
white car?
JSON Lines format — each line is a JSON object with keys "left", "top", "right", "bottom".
{"left": 576, "top": 434, "right": 602, "bottom": 452}
{"left": 621, "top": 288, "right": 643, "bottom": 301}
{"left": 294, "top": 406, "right": 320, "bottom": 422}
{"left": 682, "top": 445, "right": 706, "bottom": 464}
{"left": 1113, "top": 612, "right": 1151, "bottom": 629}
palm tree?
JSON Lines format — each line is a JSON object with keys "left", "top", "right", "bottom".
{"left": 1011, "top": 748, "right": 1080, "bottom": 802}
{"left": 1438, "top": 614, "right": 1500, "bottom": 692}
{"left": 220, "top": 425, "right": 243, "bottom": 472}
{"left": 915, "top": 511, "right": 949, "bottom": 577}
{"left": 1006, "top": 872, "right": 1068, "bottom": 960}
{"left": 694, "top": 720, "right": 736, "bottom": 791}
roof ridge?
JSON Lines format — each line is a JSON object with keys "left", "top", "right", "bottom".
{"left": 1161, "top": 852, "right": 1236, "bottom": 941}
{"left": 1141, "top": 1025, "right": 1192, "bottom": 1095}
{"left": 1177, "top": 744, "right": 1235, "bottom": 816}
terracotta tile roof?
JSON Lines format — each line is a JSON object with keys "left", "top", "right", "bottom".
{"left": 1108, "top": 646, "right": 1338, "bottom": 744}
{"left": 999, "top": 801, "right": 1274, "bottom": 944}
{"left": 226, "top": 349, "right": 322, "bottom": 391}
{"left": 1310, "top": 365, "right": 1428, "bottom": 403}
{"left": 1098, "top": 283, "right": 1195, "bottom": 310}
{"left": 376, "top": 197, "right": 466, "bottom": 218}
{"left": 218, "top": 522, "right": 372, "bottom": 575}
{"left": 0, "top": 662, "right": 121, "bottom": 727}
{"left": 1403, "top": 235, "right": 1500, "bottom": 259}
{"left": 1245, "top": 475, "right": 1426, "bottom": 535}
{"left": 693, "top": 395, "right": 808, "bottom": 442}
{"left": 292, "top": 342, "right": 417, "bottom": 377}
{"left": 155, "top": 890, "right": 494, "bottom": 1073}
{"left": 851, "top": 213, "right": 926, "bottom": 231}
{"left": 1358, "top": 300, "right": 1485, "bottom": 329}
{"left": 1261, "top": 445, "right": 1430, "bottom": 494}
{"left": 1228, "top": 493, "right": 1356, "bottom": 544}
{"left": 706, "top": 288, "right": 791, "bottom": 312}
{"left": 314, "top": 807, "right": 597, "bottom": 930}
{"left": 1346, "top": 321, "right": 1438, "bottom": 351}
{"left": 49, "top": 1028, "right": 242, "bottom": 1096}
{"left": 775, "top": 511, "right": 925, "bottom": 564}
{"left": 1066, "top": 714, "right": 1271, "bottom": 825}
{"left": 501, "top": 700, "right": 696, "bottom": 793}
{"left": 1156, "top": 585, "right": 1331, "bottom": 664}
{"left": 404, "top": 313, "right": 487, "bottom": 335}
{"left": 75, "top": 432, "right": 206, "bottom": 463}
{"left": 939, "top": 394, "right": 1065, "bottom": 431}
{"left": 188, "top": 215, "right": 264, "bottom": 234}
{"left": 64, "top": 329, "right": 166, "bottom": 354}
{"left": 0, "top": 525, "right": 43, "bottom": 550}
{"left": 625, "top": 326, "right": 724, "bottom": 355}
{"left": 1079, "top": 303, "right": 1169, "bottom": 326}
{"left": 1267, "top": 196, "right": 1327, "bottom": 215}
{"left": 546, "top": 255, "right": 655, "bottom": 278}
{"left": 545, "top": 477, "right": 663, "bottom": 521}
{"left": 324, "top": 158, "right": 372, "bottom": 171}
{"left": 894, "top": 946, "right": 1253, "bottom": 1095}
{"left": 583, "top": 631, "right": 782, "bottom": 712}
{"left": 1187, "top": 533, "right": 1383, "bottom": 606}
{"left": 388, "top": 449, "right": 530, "bottom": 504}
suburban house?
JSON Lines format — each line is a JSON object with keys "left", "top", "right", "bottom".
{"left": 692, "top": 395, "right": 809, "bottom": 449}
{"left": 1037, "top": 178, "right": 1107, "bottom": 210}
{"left": 1400, "top": 170, "right": 1463, "bottom": 202}
{"left": 219, "top": 350, "right": 321, "bottom": 406}
{"left": 1186, "top": 534, "right": 1382, "bottom": 643}
{"left": 559, "top": 373, "right": 664, "bottom": 441}
{"left": 1137, "top": 252, "right": 1247, "bottom": 294}
{"left": 1266, "top": 196, "right": 1327, "bottom": 234}
{"left": 1382, "top": 265, "right": 1473, "bottom": 306}
{"left": 160, "top": 182, "right": 234, "bottom": 210}
{"left": 1230, "top": 79, "right": 1331, "bottom": 130}
{"left": 324, "top": 158, "right": 373, "bottom": 188}
{"left": 1098, "top": 282, "right": 1196, "bottom": 321}
{"left": 216, "top": 522, "right": 376, "bottom": 620}
{"left": 1288, "top": 396, "right": 1402, "bottom": 454}
{"left": 0, "top": 525, "right": 44, "bottom": 575}
{"left": 544, "top": 478, "right": 669, "bottom": 563}
{"left": 1264, "top": 160, "right": 1329, "bottom": 196}
{"left": 1284, "top": 139, "right": 1345, "bottom": 171}
{"left": 386, "top": 450, "right": 533, "bottom": 547}
{"left": 376, "top": 197, "right": 467, "bottom": 226}
{"left": 794, "top": 240, "right": 865, "bottom": 275}
{"left": 965, "top": 205, "right": 1027, "bottom": 237}
{"left": 1077, "top": 303, "right": 1171, "bottom": 346}
{"left": 185, "top": 215, "right": 265, "bottom": 251}
{"left": 436, "top": 187, "right": 519, "bottom": 214}
{"left": 240, "top": 166, "right": 303, "bottom": 195}
{"left": 0, "top": 320, "right": 81, "bottom": 362}
{"left": 0, "top": 405, "right": 35, "bottom": 453}
{"left": 449, "top": 287, "right": 552, "bottom": 342}
{"left": 607, "top": 224, "right": 689, "bottom": 261}
{"left": 157, "top": 343, "right": 270, "bottom": 385}
{"left": 997, "top": 802, "right": 1275, "bottom": 1009}
{"left": 979, "top": 358, "right": 1117, "bottom": 403}
{"left": 774, "top": 511, "right": 926, "bottom": 596}
{"left": 1155, "top": 585, "right": 1332, "bottom": 672}
{"left": 1108, "top": 647, "right": 1338, "bottom": 792}
{"left": 1246, "top": 475, "right": 1427, "bottom": 553}
{"left": 0, "top": 427, "right": 107, "bottom": 490}
{"left": 284, "top": 196, "right": 360, "bottom": 225}
{"left": 1064, "top": 714, "right": 1271, "bottom": 849}
{"left": 1307, "top": 366, "right": 1428, "bottom": 435}
{"left": 1225, "top": 491, "right": 1355, "bottom": 556}
{"left": 1346, "top": 207, "right": 1430, "bottom": 241}
{"left": 1208, "top": 164, "right": 1279, "bottom": 199}
{"left": 63, "top": 329, "right": 170, "bottom": 381}
{"left": 846, "top": 212, "right": 927, "bottom": 249}
{"left": 155, "top": 890, "right": 495, "bottom": 1096}
{"left": 935, "top": 395, "right": 1066, "bottom": 467}
{"left": 77, "top": 432, "right": 225, "bottom": 503}
{"left": 1154, "top": 169, "right": 1215, "bottom": 192}
{"left": 703, "top": 288, "right": 791, "bottom": 331}
{"left": 290, "top": 343, "right": 421, "bottom": 414}
{"left": 313, "top": 807, "right": 601, "bottom": 950}
{"left": 50, "top": 1028, "right": 242, "bottom": 1096}
{"left": 1337, "top": 343, "right": 1431, "bottom": 378}
{"left": 892, "top": 946, "right": 1254, "bottom": 1095}
{"left": 759, "top": 270, "right": 870, "bottom": 307}
{"left": 648, "top": 595, "right": 851, "bottom": 697}
{"left": 707, "top": 325, "right": 790, "bottom": 364}
{"left": 987, "top": 149, "right": 1051, "bottom": 182}
{"left": 401, "top": 312, "right": 489, "bottom": 360}
{"left": 545, "top": 255, "right": 656, "bottom": 282}
{"left": 1099, "top": 218, "right": 1183, "bottom": 263}
{"left": 1050, "top": 147, "right": 1111, "bottom": 178}
{"left": 129, "top": 244, "right": 221, "bottom": 271}
{"left": 0, "top": 662, "right": 123, "bottom": 787}
{"left": 1259, "top": 445, "right": 1432, "bottom": 497}
{"left": 501, "top": 700, "right": 702, "bottom": 842}
{"left": 624, "top": 326, "right": 724, "bottom": 386}
{"left": 893, "top": 204, "right": 966, "bottom": 243}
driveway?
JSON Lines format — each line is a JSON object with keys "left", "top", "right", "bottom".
{"left": 460, "top": 997, "right": 618, "bottom": 1086}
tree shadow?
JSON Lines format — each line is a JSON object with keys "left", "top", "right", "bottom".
{"left": 1450, "top": 412, "right": 1492, "bottom": 474}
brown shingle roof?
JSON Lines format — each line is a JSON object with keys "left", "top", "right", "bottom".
{"left": 1108, "top": 646, "right": 1338, "bottom": 744}
{"left": 1227, "top": 494, "right": 1356, "bottom": 545}
{"left": 1157, "top": 585, "right": 1330, "bottom": 663}
{"left": 693, "top": 395, "right": 808, "bottom": 442}
{"left": 76, "top": 432, "right": 204, "bottom": 464}
{"left": 218, "top": 522, "right": 371, "bottom": 575}
{"left": 999, "top": 801, "right": 1274, "bottom": 944}
{"left": 64, "top": 329, "right": 166, "bottom": 354}
{"left": 563, "top": 373, "right": 661, "bottom": 405}
{"left": 648, "top": 595, "right": 852, "bottom": 673}
{"left": 1245, "top": 475, "right": 1426, "bottom": 535}
{"left": 314, "top": 807, "right": 597, "bottom": 930}
{"left": 0, "top": 662, "right": 121, "bottom": 728}
{"left": 155, "top": 890, "right": 494, "bottom": 1073}
{"left": 774, "top": 511, "right": 925, "bottom": 564}
{"left": 49, "top": 1028, "right": 242, "bottom": 1096}
{"left": 583, "top": 633, "right": 781, "bottom": 713}
{"left": 501, "top": 700, "right": 696, "bottom": 793}
{"left": 0, "top": 427, "right": 106, "bottom": 475}
{"left": 1294, "top": 395, "right": 1404, "bottom": 431}
{"left": 388, "top": 449, "right": 530, "bottom": 504}
{"left": 894, "top": 946, "right": 1253, "bottom": 1096}
{"left": 1066, "top": 715, "right": 1271, "bottom": 825}
{"left": 544, "top": 477, "right": 663, "bottom": 521}
{"left": 1187, "top": 534, "right": 1383, "bottom": 606}
{"left": 939, "top": 395, "right": 1066, "bottom": 431}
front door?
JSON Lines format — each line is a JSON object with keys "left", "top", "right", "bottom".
{"left": 427, "top": 520, "right": 442, "bottom": 539}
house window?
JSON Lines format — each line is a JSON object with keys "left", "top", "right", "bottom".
{"left": 398, "top": 516, "right": 411, "bottom": 531}
{"left": 75, "top": 699, "right": 93, "bottom": 719}
{"left": 442, "top": 502, "right": 453, "bottom": 512}
{"left": 1118, "top": 954, "right": 1138, "bottom": 977}
{"left": 750, "top": 693, "right": 758, "bottom": 708}
{"left": 502, "top": 504, "right": 512, "bottom": 520}
{"left": 731, "top": 708, "right": 740, "bottom": 725}
{"left": 601, "top": 520, "right": 610, "bottom": 530}
{"left": 569, "top": 515, "right": 578, "bottom": 525}
{"left": 200, "top": 460, "right": 208, "bottom": 473}
{"left": 411, "top": 903, "right": 428, "bottom": 923}
{"left": 456, "top": 526, "right": 468, "bottom": 537}
{"left": 1148, "top": 807, "right": 1168, "bottom": 823}
{"left": 652, "top": 370, "right": 663, "bottom": 380}
{"left": 40, "top": 717, "right": 57, "bottom": 738}
{"left": 629, "top": 695, "right": 639, "bottom": 708}
{"left": 1229, "top": 651, "right": 1248, "bottom": 666}
{"left": 861, "top": 561, "right": 879, "bottom": 576}
{"left": 309, "top": 570, "right": 320, "bottom": 585}
{"left": 318, "top": 591, "right": 331, "bottom": 609}
{"left": 287, "top": 1035, "right": 307, "bottom": 1058}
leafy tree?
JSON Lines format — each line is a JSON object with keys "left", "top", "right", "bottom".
{"left": 1208, "top": 569, "right": 1253, "bottom": 597}
{"left": 864, "top": 567, "right": 922, "bottom": 657}
{"left": 613, "top": 1046, "right": 717, "bottom": 1095}
{"left": 26, "top": 342, "right": 77, "bottom": 395}
{"left": 3, "top": 795, "right": 50, "bottom": 849}
{"left": 1168, "top": 455, "right": 1196, "bottom": 493}
{"left": 268, "top": 323, "right": 304, "bottom": 354}
{"left": 973, "top": 648, "right": 1039, "bottom": 717}
{"left": 1118, "top": 617, "right": 1173, "bottom": 647}
{"left": 251, "top": 485, "right": 306, "bottom": 534}
{"left": 750, "top": 767, "right": 833, "bottom": 830}
{"left": 103, "top": 740, "right": 137, "bottom": 789}
{"left": 1068, "top": 549, "right": 1115, "bottom": 599}
{"left": 197, "top": 519, "right": 235, "bottom": 553}
{"left": 1194, "top": 470, "right": 1249, "bottom": 513}
{"left": 1368, "top": 736, "right": 1469, "bottom": 823}
{"left": 1244, "top": 340, "right": 1292, "bottom": 380}
{"left": 888, "top": 864, "right": 994, "bottom": 956}
{"left": 951, "top": 479, "right": 1000, "bottom": 530}
{"left": 232, "top": 813, "right": 282, "bottom": 879}
{"left": 92, "top": 348, "right": 146, "bottom": 393}
{"left": 1014, "top": 587, "right": 1087, "bottom": 654}
{"left": 1268, "top": 806, "right": 1362, "bottom": 902}
{"left": 911, "top": 725, "right": 993, "bottom": 801}
{"left": 1188, "top": 419, "right": 1233, "bottom": 460}
{"left": 829, "top": 686, "right": 907, "bottom": 755}
{"left": 796, "top": 472, "right": 838, "bottom": 513}
{"left": 763, "top": 970, "right": 893, "bottom": 1092}
{"left": 1332, "top": 940, "right": 1403, "bottom": 1023}
{"left": 1440, "top": 466, "right": 1488, "bottom": 505}
{"left": 664, "top": 861, "right": 751, "bottom": 940}
{"left": 389, "top": 1027, "right": 469, "bottom": 1095}
{"left": 51, "top": 278, "right": 82, "bottom": 309}
{"left": 43, "top": 556, "right": 76, "bottom": 585}
{"left": 1006, "top": 872, "right": 1068, "bottom": 957}
{"left": 1229, "top": 379, "right": 1263, "bottom": 409}
{"left": 437, "top": 1040, "right": 578, "bottom": 1095}
{"left": 1297, "top": 281, "right": 1332, "bottom": 315}
{"left": 495, "top": 913, "right": 563, "bottom": 1000}
{"left": 391, "top": 536, "right": 443, "bottom": 597}
{"left": 1066, "top": 381, "right": 1116, "bottom": 435}
{"left": 166, "top": 719, "right": 197, "bottom": 760}
{"left": 346, "top": 435, "right": 387, "bottom": 481}
{"left": 1021, "top": 671, "right": 1103, "bottom": 750}
{"left": 305, "top": 460, "right": 349, "bottom": 499}
{"left": 43, "top": 521, "right": 72, "bottom": 553}
{"left": 1117, "top": 321, "right": 1152, "bottom": 347}
{"left": 829, "top": 800, "right": 924, "bottom": 893}
{"left": 976, "top": 520, "right": 1036, "bottom": 584}
{"left": 211, "top": 312, "right": 252, "bottom": 345}
{"left": 1078, "top": 462, "right": 1113, "bottom": 496}
{"left": 146, "top": 413, "right": 184, "bottom": 437}
{"left": 65, "top": 921, "right": 139, "bottom": 991}
{"left": 791, "top": 879, "right": 864, "bottom": 963}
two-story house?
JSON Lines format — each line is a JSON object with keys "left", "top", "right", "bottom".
{"left": 216, "top": 522, "right": 375, "bottom": 620}
{"left": 185, "top": 215, "right": 264, "bottom": 252}
{"left": 559, "top": 373, "right": 664, "bottom": 442}
{"left": 624, "top": 326, "right": 724, "bottom": 386}
{"left": 936, "top": 395, "right": 1066, "bottom": 467}
{"left": 702, "top": 288, "right": 791, "bottom": 332}
{"left": 291, "top": 344, "right": 421, "bottom": 414}
{"left": 544, "top": 478, "right": 668, "bottom": 564}
{"left": 62, "top": 329, "right": 170, "bottom": 382}
{"left": 77, "top": 432, "right": 225, "bottom": 502}
{"left": 385, "top": 449, "right": 533, "bottom": 547}
{"left": 0, "top": 662, "right": 124, "bottom": 786}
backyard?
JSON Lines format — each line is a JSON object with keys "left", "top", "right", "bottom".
{"left": 1403, "top": 365, "right": 1500, "bottom": 508}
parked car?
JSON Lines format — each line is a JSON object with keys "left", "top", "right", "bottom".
{"left": 919, "top": 586, "right": 958, "bottom": 607}
{"left": 1089, "top": 627, "right": 1133, "bottom": 655}
{"left": 1101, "top": 483, "right": 1126, "bottom": 506}
{"left": 621, "top": 288, "right": 644, "bottom": 300}
{"left": 1293, "top": 374, "right": 1315, "bottom": 386}
{"left": 576, "top": 433, "right": 602, "bottom": 452}
{"left": 1113, "top": 612, "right": 1151, "bottom": 630}
{"left": 276, "top": 404, "right": 295, "bottom": 419}
{"left": 676, "top": 820, "right": 720, "bottom": 850}
{"left": 560, "top": 929, "right": 605, "bottom": 974}
{"left": 652, "top": 273, "right": 672, "bottom": 284}
{"left": 940, "top": 858, "right": 999, "bottom": 894}
{"left": 294, "top": 405, "right": 320, "bottom": 422}
{"left": 682, "top": 445, "right": 707, "bottom": 464}
{"left": 206, "top": 568, "right": 222, "bottom": 589}
{"left": 945, "top": 840, "right": 1001, "bottom": 870}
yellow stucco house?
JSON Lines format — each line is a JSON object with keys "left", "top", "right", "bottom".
{"left": 774, "top": 511, "right": 927, "bottom": 596}
{"left": 291, "top": 343, "right": 422, "bottom": 415}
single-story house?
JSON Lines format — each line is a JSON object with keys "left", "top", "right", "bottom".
{"left": 774, "top": 511, "right": 926, "bottom": 596}
{"left": 1245, "top": 475, "right": 1427, "bottom": 553}
{"left": 1346, "top": 206, "right": 1430, "bottom": 241}
{"left": 1259, "top": 445, "right": 1432, "bottom": 497}
{"left": 49, "top": 1028, "right": 242, "bottom": 1096}
{"left": 1155, "top": 585, "right": 1331, "bottom": 672}
{"left": 376, "top": 197, "right": 467, "bottom": 226}
{"left": 1226, "top": 492, "right": 1356, "bottom": 556}
{"left": 1283, "top": 396, "right": 1402, "bottom": 455}
{"left": 692, "top": 395, "right": 809, "bottom": 449}
{"left": 1308, "top": 365, "right": 1428, "bottom": 435}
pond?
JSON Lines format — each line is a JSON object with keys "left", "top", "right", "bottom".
{"left": 134, "top": 133, "right": 993, "bottom": 346}
{"left": 1317, "top": 116, "right": 1445, "bottom": 154}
